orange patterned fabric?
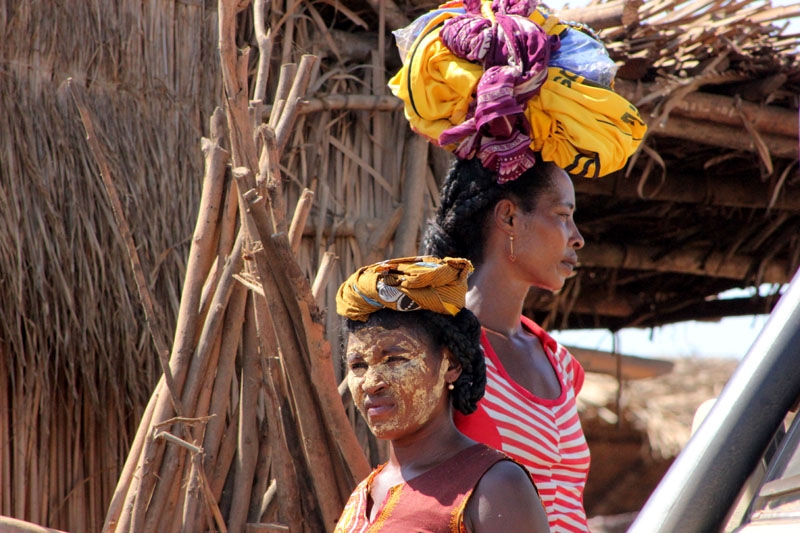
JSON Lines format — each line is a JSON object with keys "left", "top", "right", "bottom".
{"left": 336, "top": 256, "right": 473, "bottom": 322}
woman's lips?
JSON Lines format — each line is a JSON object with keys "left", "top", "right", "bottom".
{"left": 364, "top": 399, "right": 394, "bottom": 418}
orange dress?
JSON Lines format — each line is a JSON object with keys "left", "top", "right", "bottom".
{"left": 334, "top": 443, "right": 526, "bottom": 532}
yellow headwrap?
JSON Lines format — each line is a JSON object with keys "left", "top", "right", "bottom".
{"left": 336, "top": 256, "right": 474, "bottom": 322}
{"left": 388, "top": 2, "right": 647, "bottom": 179}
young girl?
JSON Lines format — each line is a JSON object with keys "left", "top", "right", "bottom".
{"left": 334, "top": 256, "right": 550, "bottom": 532}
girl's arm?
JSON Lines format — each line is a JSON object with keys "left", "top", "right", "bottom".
{"left": 463, "top": 460, "right": 550, "bottom": 532}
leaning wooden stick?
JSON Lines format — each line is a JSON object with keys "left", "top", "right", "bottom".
{"left": 67, "top": 79, "right": 181, "bottom": 415}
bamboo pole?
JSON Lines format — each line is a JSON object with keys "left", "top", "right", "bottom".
{"left": 102, "top": 382, "right": 160, "bottom": 532}
{"left": 248, "top": 414, "right": 272, "bottom": 523}
{"left": 258, "top": 126, "right": 289, "bottom": 235}
{"left": 238, "top": 184, "right": 345, "bottom": 527}
{"left": 226, "top": 295, "right": 262, "bottom": 533}
{"left": 311, "top": 251, "right": 337, "bottom": 304}
{"left": 253, "top": 291, "right": 304, "bottom": 530}
{"left": 559, "top": 0, "right": 642, "bottom": 29}
{"left": 199, "top": 280, "right": 247, "bottom": 480}
{"left": 210, "top": 405, "right": 240, "bottom": 501}
{"left": 288, "top": 188, "right": 314, "bottom": 255}
{"left": 180, "top": 451, "right": 207, "bottom": 533}
{"left": 183, "top": 282, "right": 248, "bottom": 533}
{"left": 393, "top": 134, "right": 428, "bottom": 257}
{"left": 140, "top": 234, "right": 245, "bottom": 530}
{"left": 268, "top": 64, "right": 297, "bottom": 129}
{"left": 253, "top": 0, "right": 274, "bottom": 104}
{"left": 275, "top": 55, "right": 320, "bottom": 153}
{"left": 163, "top": 335, "right": 222, "bottom": 533}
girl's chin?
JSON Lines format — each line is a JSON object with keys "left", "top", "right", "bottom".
{"left": 533, "top": 279, "right": 565, "bottom": 293}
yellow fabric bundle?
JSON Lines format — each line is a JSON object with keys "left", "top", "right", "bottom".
{"left": 527, "top": 67, "right": 647, "bottom": 178}
{"left": 336, "top": 256, "right": 474, "bottom": 322}
{"left": 387, "top": 4, "right": 647, "bottom": 179}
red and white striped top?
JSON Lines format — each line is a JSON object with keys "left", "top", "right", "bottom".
{"left": 454, "top": 315, "right": 591, "bottom": 533}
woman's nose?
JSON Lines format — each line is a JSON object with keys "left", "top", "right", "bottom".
{"left": 362, "top": 367, "right": 387, "bottom": 394}
{"left": 571, "top": 222, "right": 585, "bottom": 250}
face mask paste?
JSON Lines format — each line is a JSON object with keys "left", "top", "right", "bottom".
{"left": 346, "top": 325, "right": 449, "bottom": 439}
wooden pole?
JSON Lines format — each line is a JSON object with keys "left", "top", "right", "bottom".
{"left": 226, "top": 295, "right": 263, "bottom": 533}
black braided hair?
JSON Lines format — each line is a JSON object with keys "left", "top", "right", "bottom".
{"left": 422, "top": 157, "right": 558, "bottom": 265}
{"left": 343, "top": 308, "right": 486, "bottom": 415}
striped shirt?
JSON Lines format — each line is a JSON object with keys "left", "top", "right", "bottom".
{"left": 454, "top": 315, "right": 591, "bottom": 532}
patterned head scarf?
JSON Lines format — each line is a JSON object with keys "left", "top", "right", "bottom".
{"left": 388, "top": 0, "right": 647, "bottom": 183}
{"left": 336, "top": 256, "right": 474, "bottom": 322}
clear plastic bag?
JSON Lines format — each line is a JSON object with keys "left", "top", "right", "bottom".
{"left": 549, "top": 27, "right": 618, "bottom": 87}
{"left": 393, "top": 7, "right": 466, "bottom": 65}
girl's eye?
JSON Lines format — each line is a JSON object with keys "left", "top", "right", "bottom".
{"left": 348, "top": 361, "right": 367, "bottom": 372}
{"left": 386, "top": 355, "right": 408, "bottom": 364}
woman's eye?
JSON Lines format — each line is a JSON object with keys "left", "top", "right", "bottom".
{"left": 348, "top": 361, "right": 367, "bottom": 371}
{"left": 386, "top": 355, "right": 408, "bottom": 364}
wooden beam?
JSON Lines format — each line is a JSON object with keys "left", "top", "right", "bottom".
{"left": 559, "top": 0, "right": 642, "bottom": 30}
{"left": 578, "top": 242, "right": 794, "bottom": 284}
{"left": 364, "top": 0, "right": 409, "bottom": 31}
{"left": 574, "top": 171, "right": 800, "bottom": 211}
{"left": 646, "top": 116, "right": 797, "bottom": 160}
{"left": 623, "top": 297, "right": 779, "bottom": 328}
{"left": 290, "top": 85, "right": 798, "bottom": 151}
{"left": 526, "top": 289, "right": 639, "bottom": 318}
{"left": 615, "top": 80, "right": 798, "bottom": 139}
{"left": 566, "top": 346, "right": 675, "bottom": 380}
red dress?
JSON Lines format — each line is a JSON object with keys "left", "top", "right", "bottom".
{"left": 454, "top": 315, "right": 591, "bottom": 532}
{"left": 334, "top": 443, "right": 529, "bottom": 532}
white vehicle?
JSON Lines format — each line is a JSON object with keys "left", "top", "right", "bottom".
{"left": 629, "top": 269, "right": 800, "bottom": 533}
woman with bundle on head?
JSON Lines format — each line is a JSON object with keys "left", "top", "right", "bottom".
{"left": 334, "top": 256, "right": 550, "bottom": 532}
{"left": 387, "top": 2, "right": 648, "bottom": 531}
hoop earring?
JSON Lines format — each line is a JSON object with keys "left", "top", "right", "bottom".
{"left": 508, "top": 235, "right": 517, "bottom": 263}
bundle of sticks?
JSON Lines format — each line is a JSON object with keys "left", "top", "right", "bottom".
{"left": 70, "top": 0, "right": 371, "bottom": 531}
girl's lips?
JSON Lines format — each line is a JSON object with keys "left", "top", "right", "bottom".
{"left": 364, "top": 400, "right": 394, "bottom": 418}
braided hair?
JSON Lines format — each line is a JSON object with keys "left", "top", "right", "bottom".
{"left": 343, "top": 307, "right": 486, "bottom": 415}
{"left": 422, "top": 157, "right": 558, "bottom": 265}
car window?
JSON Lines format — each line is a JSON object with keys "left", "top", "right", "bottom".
{"left": 736, "top": 408, "right": 800, "bottom": 528}
{"left": 748, "top": 410, "right": 800, "bottom": 518}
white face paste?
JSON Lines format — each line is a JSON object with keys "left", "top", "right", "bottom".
{"left": 345, "top": 325, "right": 449, "bottom": 440}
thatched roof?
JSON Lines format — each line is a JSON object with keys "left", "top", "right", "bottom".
{"left": 579, "top": 357, "right": 740, "bottom": 457}
{"left": 578, "top": 356, "right": 740, "bottom": 516}
{"left": 524, "top": 0, "right": 800, "bottom": 330}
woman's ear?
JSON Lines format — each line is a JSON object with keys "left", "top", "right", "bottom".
{"left": 493, "top": 198, "right": 517, "bottom": 233}
{"left": 443, "top": 347, "right": 463, "bottom": 383}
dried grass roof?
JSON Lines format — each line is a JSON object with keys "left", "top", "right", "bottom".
{"left": 579, "top": 356, "right": 741, "bottom": 458}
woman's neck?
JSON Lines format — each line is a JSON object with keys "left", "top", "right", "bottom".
{"left": 466, "top": 263, "right": 528, "bottom": 335}
{"left": 387, "top": 419, "right": 471, "bottom": 477}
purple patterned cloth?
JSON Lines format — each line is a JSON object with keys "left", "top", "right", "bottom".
{"left": 438, "top": 0, "right": 558, "bottom": 183}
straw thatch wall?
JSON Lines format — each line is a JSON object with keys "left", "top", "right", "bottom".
{"left": 1, "top": 1, "right": 427, "bottom": 529}
{"left": 1, "top": 1, "right": 220, "bottom": 528}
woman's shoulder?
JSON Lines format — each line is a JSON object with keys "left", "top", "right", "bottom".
{"left": 519, "top": 314, "right": 585, "bottom": 390}
{"left": 465, "top": 455, "right": 549, "bottom": 532}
